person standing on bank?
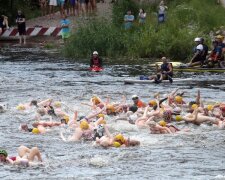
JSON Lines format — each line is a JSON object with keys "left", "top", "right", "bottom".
{"left": 16, "top": 10, "right": 26, "bottom": 44}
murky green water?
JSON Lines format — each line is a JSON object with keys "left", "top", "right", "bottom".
{"left": 0, "top": 47, "right": 225, "bottom": 180}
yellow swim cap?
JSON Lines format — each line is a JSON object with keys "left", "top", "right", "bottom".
{"left": 191, "top": 104, "right": 198, "bottom": 110}
{"left": 63, "top": 115, "right": 70, "bottom": 124}
{"left": 54, "top": 101, "right": 62, "bottom": 108}
{"left": 92, "top": 96, "right": 100, "bottom": 104}
{"left": 159, "top": 120, "right": 167, "bottom": 127}
{"left": 32, "top": 128, "right": 40, "bottom": 134}
{"left": 106, "top": 105, "right": 115, "bottom": 113}
{"left": 16, "top": 105, "right": 26, "bottom": 111}
{"left": 175, "top": 115, "right": 182, "bottom": 121}
{"left": 175, "top": 96, "right": 183, "bottom": 104}
{"left": 97, "top": 114, "right": 105, "bottom": 118}
{"left": 113, "top": 142, "right": 121, "bottom": 148}
{"left": 149, "top": 100, "right": 157, "bottom": 107}
{"left": 114, "top": 134, "right": 125, "bottom": 143}
{"left": 80, "top": 120, "right": 89, "bottom": 130}
{"left": 207, "top": 105, "right": 213, "bottom": 111}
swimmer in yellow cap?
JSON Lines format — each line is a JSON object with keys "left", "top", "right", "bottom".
{"left": 147, "top": 121, "right": 172, "bottom": 134}
{"left": 95, "top": 133, "right": 140, "bottom": 148}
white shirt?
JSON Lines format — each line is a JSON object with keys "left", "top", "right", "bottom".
{"left": 196, "top": 44, "right": 203, "bottom": 51}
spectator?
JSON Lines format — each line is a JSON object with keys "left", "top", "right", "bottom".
{"left": 158, "top": 0, "right": 168, "bottom": 23}
{"left": 124, "top": 10, "right": 134, "bottom": 30}
{"left": 79, "top": 0, "right": 86, "bottom": 18}
{"left": 59, "top": 0, "right": 66, "bottom": 17}
{"left": 39, "top": 0, "right": 48, "bottom": 16}
{"left": 90, "top": 0, "right": 97, "bottom": 14}
{"left": 138, "top": 9, "right": 146, "bottom": 24}
{"left": 49, "top": 0, "right": 58, "bottom": 19}
{"left": 69, "top": 0, "right": 76, "bottom": 16}
{"left": 16, "top": 10, "right": 26, "bottom": 44}
{"left": 60, "top": 14, "right": 71, "bottom": 41}
{"left": 0, "top": 15, "right": 9, "bottom": 34}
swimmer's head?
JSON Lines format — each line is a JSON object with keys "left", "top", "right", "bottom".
{"left": 80, "top": 120, "right": 89, "bottom": 130}
{"left": 37, "top": 108, "right": 46, "bottom": 116}
{"left": 54, "top": 101, "right": 62, "bottom": 108}
{"left": 30, "top": 100, "right": 38, "bottom": 107}
{"left": 132, "top": 95, "right": 139, "bottom": 103}
{"left": 32, "top": 122, "right": 39, "bottom": 128}
{"left": 106, "top": 104, "right": 115, "bottom": 114}
{"left": 32, "top": 128, "right": 40, "bottom": 134}
{"left": 16, "top": 105, "right": 25, "bottom": 111}
{"left": 163, "top": 110, "right": 172, "bottom": 122}
{"left": 175, "top": 115, "right": 183, "bottom": 121}
{"left": 0, "top": 149, "right": 8, "bottom": 162}
{"left": 113, "top": 142, "right": 121, "bottom": 148}
{"left": 159, "top": 120, "right": 167, "bottom": 127}
{"left": 114, "top": 134, "right": 125, "bottom": 144}
{"left": 191, "top": 104, "right": 198, "bottom": 110}
{"left": 97, "top": 114, "right": 105, "bottom": 118}
{"left": 175, "top": 96, "right": 183, "bottom": 104}
{"left": 92, "top": 96, "right": 100, "bottom": 105}
{"left": 61, "top": 115, "right": 70, "bottom": 124}
{"left": 149, "top": 100, "right": 157, "bottom": 107}
{"left": 129, "top": 105, "right": 138, "bottom": 113}
{"left": 207, "top": 105, "right": 213, "bottom": 111}
{"left": 99, "top": 119, "right": 106, "bottom": 124}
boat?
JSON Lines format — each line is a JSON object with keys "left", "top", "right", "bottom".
{"left": 174, "top": 67, "right": 225, "bottom": 73}
{"left": 124, "top": 78, "right": 193, "bottom": 84}
{"left": 90, "top": 67, "right": 103, "bottom": 72}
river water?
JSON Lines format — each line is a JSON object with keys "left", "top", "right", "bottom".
{"left": 0, "top": 47, "right": 225, "bottom": 180}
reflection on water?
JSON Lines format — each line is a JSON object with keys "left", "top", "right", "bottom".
{"left": 0, "top": 47, "right": 225, "bottom": 179}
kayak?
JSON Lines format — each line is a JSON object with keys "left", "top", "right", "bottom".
{"left": 174, "top": 67, "right": 225, "bottom": 73}
{"left": 124, "top": 78, "right": 193, "bottom": 84}
{"left": 90, "top": 67, "right": 103, "bottom": 72}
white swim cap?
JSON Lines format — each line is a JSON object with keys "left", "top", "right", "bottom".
{"left": 93, "top": 51, "right": 98, "bottom": 55}
{"left": 194, "top": 37, "right": 201, "bottom": 42}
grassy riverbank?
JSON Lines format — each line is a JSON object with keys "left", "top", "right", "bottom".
{"left": 64, "top": 0, "right": 225, "bottom": 60}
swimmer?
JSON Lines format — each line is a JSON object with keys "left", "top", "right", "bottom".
{"left": 132, "top": 95, "right": 146, "bottom": 108}
{"left": 96, "top": 133, "right": 140, "bottom": 148}
{"left": 0, "top": 145, "right": 42, "bottom": 166}
{"left": 147, "top": 121, "right": 173, "bottom": 134}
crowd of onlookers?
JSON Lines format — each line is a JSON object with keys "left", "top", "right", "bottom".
{"left": 40, "top": 0, "right": 100, "bottom": 19}
{"left": 124, "top": 0, "right": 167, "bottom": 30}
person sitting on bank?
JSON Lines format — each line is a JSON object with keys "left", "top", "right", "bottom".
{"left": 188, "top": 37, "right": 204, "bottom": 67}
{"left": 90, "top": 51, "right": 102, "bottom": 69}
{"left": 149, "top": 57, "right": 173, "bottom": 83}
{"left": 206, "top": 40, "right": 223, "bottom": 68}
{"left": 124, "top": 10, "right": 134, "bottom": 30}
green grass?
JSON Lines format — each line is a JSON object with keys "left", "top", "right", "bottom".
{"left": 64, "top": 0, "right": 225, "bottom": 61}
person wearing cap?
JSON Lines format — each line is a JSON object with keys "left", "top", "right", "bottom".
{"left": 0, "top": 146, "right": 42, "bottom": 166}
{"left": 206, "top": 40, "right": 223, "bottom": 67}
{"left": 16, "top": 10, "right": 26, "bottom": 44}
{"left": 188, "top": 37, "right": 204, "bottom": 67}
{"left": 132, "top": 95, "right": 146, "bottom": 108}
{"left": 90, "top": 51, "right": 103, "bottom": 69}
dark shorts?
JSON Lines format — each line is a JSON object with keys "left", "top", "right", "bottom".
{"left": 192, "top": 56, "right": 203, "bottom": 63}
{"left": 70, "top": 0, "right": 76, "bottom": 5}
{"left": 18, "top": 25, "right": 26, "bottom": 35}
{"left": 85, "top": 0, "right": 89, "bottom": 3}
